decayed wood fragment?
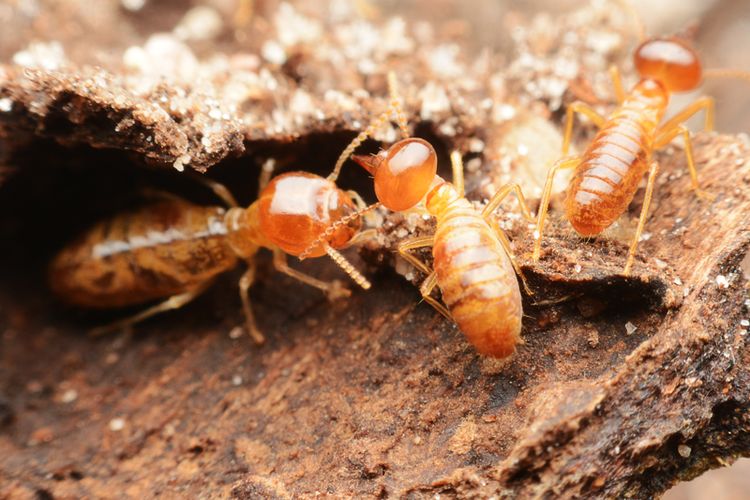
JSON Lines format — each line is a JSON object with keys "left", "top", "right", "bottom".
{"left": 0, "top": 1, "right": 749, "bottom": 498}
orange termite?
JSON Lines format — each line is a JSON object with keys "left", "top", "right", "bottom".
{"left": 301, "top": 74, "right": 534, "bottom": 358}
{"left": 532, "top": 24, "right": 746, "bottom": 274}
{"left": 49, "top": 166, "right": 375, "bottom": 342}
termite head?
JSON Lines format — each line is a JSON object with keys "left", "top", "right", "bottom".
{"left": 352, "top": 137, "right": 437, "bottom": 211}
{"left": 258, "top": 172, "right": 361, "bottom": 257}
{"left": 634, "top": 36, "right": 702, "bottom": 92}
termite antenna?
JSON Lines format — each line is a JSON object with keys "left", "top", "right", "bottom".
{"left": 387, "top": 71, "right": 410, "bottom": 139}
{"left": 614, "top": 0, "right": 646, "bottom": 42}
{"left": 325, "top": 246, "right": 372, "bottom": 290}
{"left": 703, "top": 68, "right": 750, "bottom": 86}
{"left": 299, "top": 202, "right": 381, "bottom": 260}
{"left": 328, "top": 71, "right": 409, "bottom": 182}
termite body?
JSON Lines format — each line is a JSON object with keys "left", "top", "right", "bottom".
{"left": 533, "top": 36, "right": 716, "bottom": 274}
{"left": 420, "top": 161, "right": 524, "bottom": 358}
{"left": 50, "top": 171, "right": 370, "bottom": 342}
{"left": 312, "top": 77, "right": 533, "bottom": 358}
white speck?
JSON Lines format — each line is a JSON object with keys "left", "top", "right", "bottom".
{"left": 232, "top": 375, "right": 243, "bottom": 386}
{"left": 653, "top": 258, "right": 668, "bottom": 269}
{"left": 677, "top": 444, "right": 691, "bottom": 458}
{"left": 261, "top": 40, "right": 286, "bottom": 65}
{"left": 418, "top": 82, "right": 451, "bottom": 120}
{"left": 468, "top": 138, "right": 485, "bottom": 153}
{"left": 60, "top": 389, "right": 78, "bottom": 404}
{"left": 0, "top": 98, "right": 12, "bottom": 112}
{"left": 109, "top": 418, "right": 126, "bottom": 432}
{"left": 173, "top": 154, "right": 190, "bottom": 172}
{"left": 174, "top": 6, "right": 223, "bottom": 41}
{"left": 745, "top": 299, "right": 750, "bottom": 308}
{"left": 674, "top": 277, "right": 683, "bottom": 286}
{"left": 121, "top": 0, "right": 146, "bottom": 11}
{"left": 625, "top": 322, "right": 637, "bottom": 335}
{"left": 716, "top": 275, "right": 730, "bottom": 289}
{"left": 740, "top": 319, "right": 749, "bottom": 327}
{"left": 639, "top": 232, "right": 651, "bottom": 242}
{"left": 229, "top": 326, "right": 244, "bottom": 339}
{"left": 613, "top": 445, "right": 620, "bottom": 454}
{"left": 493, "top": 104, "right": 517, "bottom": 122}
{"left": 13, "top": 41, "right": 67, "bottom": 71}
{"left": 274, "top": 2, "right": 322, "bottom": 47}
{"left": 574, "top": 264, "right": 582, "bottom": 274}
{"left": 517, "top": 143, "right": 529, "bottom": 156}
{"left": 290, "top": 89, "right": 314, "bottom": 116}
{"left": 123, "top": 34, "right": 198, "bottom": 80}
{"left": 740, "top": 329, "right": 747, "bottom": 336}
{"left": 427, "top": 44, "right": 464, "bottom": 78}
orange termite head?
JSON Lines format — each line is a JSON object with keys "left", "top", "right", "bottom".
{"left": 634, "top": 36, "right": 703, "bottom": 92}
{"left": 258, "top": 172, "right": 361, "bottom": 257}
{"left": 352, "top": 137, "right": 437, "bottom": 212}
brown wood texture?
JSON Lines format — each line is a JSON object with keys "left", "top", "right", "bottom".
{"left": 1, "top": 1, "right": 749, "bottom": 498}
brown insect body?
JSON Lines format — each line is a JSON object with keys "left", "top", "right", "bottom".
{"left": 534, "top": 36, "right": 716, "bottom": 274}
{"left": 320, "top": 73, "right": 534, "bottom": 358}
{"left": 50, "top": 171, "right": 366, "bottom": 339}
{"left": 50, "top": 198, "right": 238, "bottom": 308}
{"left": 566, "top": 79, "right": 667, "bottom": 235}
{"left": 426, "top": 181, "right": 522, "bottom": 358}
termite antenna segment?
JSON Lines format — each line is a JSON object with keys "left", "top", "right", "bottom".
{"left": 299, "top": 202, "right": 381, "bottom": 260}
{"left": 325, "top": 246, "right": 372, "bottom": 290}
{"left": 327, "top": 71, "right": 408, "bottom": 182}
{"left": 615, "top": 0, "right": 646, "bottom": 42}
{"left": 703, "top": 68, "right": 750, "bottom": 85}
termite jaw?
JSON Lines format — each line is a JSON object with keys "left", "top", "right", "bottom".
{"left": 352, "top": 152, "right": 384, "bottom": 175}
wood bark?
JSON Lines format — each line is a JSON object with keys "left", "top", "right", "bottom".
{"left": 0, "top": 1, "right": 748, "bottom": 498}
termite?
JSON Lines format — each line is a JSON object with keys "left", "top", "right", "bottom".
{"left": 532, "top": 7, "right": 749, "bottom": 275}
{"left": 49, "top": 165, "right": 374, "bottom": 343}
{"left": 301, "top": 74, "right": 534, "bottom": 358}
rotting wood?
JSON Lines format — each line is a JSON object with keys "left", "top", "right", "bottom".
{"left": 0, "top": 1, "right": 749, "bottom": 498}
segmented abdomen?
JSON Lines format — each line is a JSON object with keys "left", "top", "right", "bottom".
{"left": 565, "top": 81, "right": 666, "bottom": 235}
{"left": 432, "top": 200, "right": 522, "bottom": 358}
{"left": 50, "top": 199, "right": 237, "bottom": 308}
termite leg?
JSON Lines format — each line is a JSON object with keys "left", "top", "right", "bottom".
{"left": 655, "top": 96, "right": 715, "bottom": 135}
{"left": 239, "top": 263, "right": 265, "bottom": 344}
{"left": 450, "top": 151, "right": 465, "bottom": 196}
{"left": 654, "top": 124, "right": 713, "bottom": 200}
{"left": 532, "top": 157, "right": 580, "bottom": 261}
{"left": 328, "top": 71, "right": 409, "bottom": 182}
{"left": 185, "top": 172, "right": 239, "bottom": 208}
{"left": 89, "top": 281, "right": 213, "bottom": 337}
{"left": 609, "top": 65, "right": 625, "bottom": 103}
{"left": 624, "top": 161, "right": 659, "bottom": 276}
{"left": 563, "top": 102, "right": 606, "bottom": 155}
{"left": 346, "top": 189, "right": 380, "bottom": 226}
{"left": 419, "top": 271, "right": 452, "bottom": 321}
{"left": 258, "top": 159, "right": 275, "bottom": 192}
{"left": 489, "top": 221, "right": 534, "bottom": 296}
{"left": 397, "top": 235, "right": 436, "bottom": 276}
{"left": 139, "top": 188, "right": 185, "bottom": 203}
{"left": 346, "top": 228, "right": 379, "bottom": 247}
{"left": 273, "top": 248, "right": 352, "bottom": 300}
{"left": 481, "top": 182, "right": 534, "bottom": 223}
